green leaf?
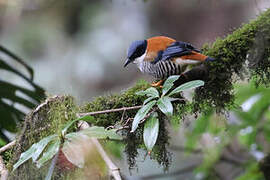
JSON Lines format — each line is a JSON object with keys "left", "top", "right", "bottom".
{"left": 162, "top": 75, "right": 180, "bottom": 96}
{"left": 63, "top": 127, "right": 122, "bottom": 168}
{"left": 32, "top": 134, "right": 58, "bottom": 162}
{"left": 131, "top": 100, "right": 157, "bottom": 132}
{"left": 13, "top": 143, "right": 37, "bottom": 171}
{"left": 106, "top": 129, "right": 123, "bottom": 140}
{"left": 80, "top": 126, "right": 122, "bottom": 140}
{"left": 62, "top": 116, "right": 95, "bottom": 136}
{"left": 62, "top": 135, "right": 85, "bottom": 168}
{"left": 248, "top": 92, "right": 270, "bottom": 122}
{"left": 143, "top": 96, "right": 157, "bottom": 105}
{"left": 143, "top": 113, "right": 159, "bottom": 153}
{"left": 168, "top": 80, "right": 204, "bottom": 96}
{"left": 136, "top": 87, "right": 159, "bottom": 98}
{"left": 157, "top": 96, "right": 173, "bottom": 116}
{"left": 36, "top": 139, "right": 61, "bottom": 168}
{"left": 66, "top": 126, "right": 122, "bottom": 140}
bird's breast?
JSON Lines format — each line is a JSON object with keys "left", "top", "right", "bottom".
{"left": 137, "top": 60, "right": 183, "bottom": 79}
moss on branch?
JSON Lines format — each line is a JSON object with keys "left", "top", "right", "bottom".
{"left": 8, "top": 96, "right": 78, "bottom": 179}
{"left": 195, "top": 9, "right": 270, "bottom": 112}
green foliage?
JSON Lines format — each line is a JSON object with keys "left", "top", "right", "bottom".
{"left": 136, "top": 87, "right": 159, "bottom": 98}
{"left": 65, "top": 126, "right": 122, "bottom": 141}
{"left": 236, "top": 163, "right": 263, "bottom": 180}
{"left": 134, "top": 76, "right": 205, "bottom": 153}
{"left": 131, "top": 100, "right": 157, "bottom": 132}
{"left": 184, "top": 82, "right": 269, "bottom": 179}
{"left": 157, "top": 96, "right": 173, "bottom": 116}
{"left": 0, "top": 45, "right": 45, "bottom": 142}
{"left": 168, "top": 79, "right": 205, "bottom": 96}
{"left": 61, "top": 115, "right": 95, "bottom": 136}
{"left": 36, "top": 139, "right": 60, "bottom": 168}
{"left": 12, "top": 114, "right": 122, "bottom": 180}
{"left": 143, "top": 113, "right": 159, "bottom": 153}
{"left": 162, "top": 75, "right": 180, "bottom": 96}
{"left": 9, "top": 96, "right": 78, "bottom": 179}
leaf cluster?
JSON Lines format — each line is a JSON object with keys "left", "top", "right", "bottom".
{"left": 133, "top": 75, "right": 204, "bottom": 153}
{"left": 12, "top": 115, "right": 122, "bottom": 180}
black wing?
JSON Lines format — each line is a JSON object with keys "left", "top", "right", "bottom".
{"left": 152, "top": 41, "right": 200, "bottom": 64}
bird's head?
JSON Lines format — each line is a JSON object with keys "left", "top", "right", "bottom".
{"left": 124, "top": 40, "right": 147, "bottom": 67}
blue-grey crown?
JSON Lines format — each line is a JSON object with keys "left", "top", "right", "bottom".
{"left": 127, "top": 40, "right": 147, "bottom": 59}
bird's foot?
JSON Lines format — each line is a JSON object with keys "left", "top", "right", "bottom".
{"left": 151, "top": 80, "right": 164, "bottom": 88}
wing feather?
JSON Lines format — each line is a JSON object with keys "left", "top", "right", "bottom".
{"left": 161, "top": 41, "right": 200, "bottom": 61}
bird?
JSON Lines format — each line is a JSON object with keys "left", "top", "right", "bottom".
{"left": 124, "top": 36, "right": 215, "bottom": 87}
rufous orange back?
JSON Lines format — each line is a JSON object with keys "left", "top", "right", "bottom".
{"left": 146, "top": 36, "right": 176, "bottom": 52}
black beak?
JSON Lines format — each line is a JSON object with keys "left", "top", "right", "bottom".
{"left": 124, "top": 58, "right": 132, "bottom": 67}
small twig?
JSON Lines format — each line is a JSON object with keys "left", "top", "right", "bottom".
{"left": 91, "top": 138, "right": 122, "bottom": 180}
{"left": 123, "top": 118, "right": 133, "bottom": 126}
{"left": 77, "top": 98, "right": 185, "bottom": 118}
{"left": 0, "top": 140, "right": 16, "bottom": 154}
{"left": 0, "top": 155, "right": 8, "bottom": 180}
{"left": 77, "top": 105, "right": 143, "bottom": 117}
{"left": 79, "top": 121, "right": 122, "bottom": 180}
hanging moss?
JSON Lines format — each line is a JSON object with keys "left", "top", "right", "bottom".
{"left": 123, "top": 128, "right": 142, "bottom": 170}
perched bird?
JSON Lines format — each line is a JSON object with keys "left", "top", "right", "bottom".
{"left": 124, "top": 36, "right": 214, "bottom": 87}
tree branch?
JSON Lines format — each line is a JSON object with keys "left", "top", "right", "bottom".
{"left": 77, "top": 105, "right": 142, "bottom": 117}
{"left": 0, "top": 140, "right": 16, "bottom": 154}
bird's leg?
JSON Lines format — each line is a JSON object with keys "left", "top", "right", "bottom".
{"left": 151, "top": 79, "right": 164, "bottom": 88}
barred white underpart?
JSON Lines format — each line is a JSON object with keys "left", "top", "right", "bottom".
{"left": 137, "top": 60, "right": 182, "bottom": 79}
